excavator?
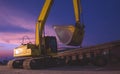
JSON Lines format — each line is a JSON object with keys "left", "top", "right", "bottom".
{"left": 7, "top": 0, "right": 84, "bottom": 69}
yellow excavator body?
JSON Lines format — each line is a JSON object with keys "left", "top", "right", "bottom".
{"left": 13, "top": 0, "right": 84, "bottom": 57}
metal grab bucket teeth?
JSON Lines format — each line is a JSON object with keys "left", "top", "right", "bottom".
{"left": 54, "top": 25, "right": 84, "bottom": 46}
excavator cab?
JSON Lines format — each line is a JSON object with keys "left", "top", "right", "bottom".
{"left": 44, "top": 36, "right": 58, "bottom": 55}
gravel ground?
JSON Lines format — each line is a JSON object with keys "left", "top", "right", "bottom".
{"left": 0, "top": 64, "right": 120, "bottom": 74}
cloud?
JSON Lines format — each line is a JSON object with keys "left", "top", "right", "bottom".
{"left": 0, "top": 43, "right": 16, "bottom": 57}
{"left": 0, "top": 24, "right": 32, "bottom": 33}
{"left": 0, "top": 2, "right": 36, "bottom": 44}
{"left": 0, "top": 26, "right": 59, "bottom": 44}
{"left": 0, "top": 32, "right": 35, "bottom": 45}
{"left": 0, "top": 2, "right": 36, "bottom": 33}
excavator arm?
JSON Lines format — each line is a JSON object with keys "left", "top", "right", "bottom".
{"left": 73, "top": 0, "right": 84, "bottom": 27}
{"left": 35, "top": 0, "right": 53, "bottom": 46}
{"left": 73, "top": 0, "right": 81, "bottom": 25}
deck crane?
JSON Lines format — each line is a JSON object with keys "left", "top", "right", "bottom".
{"left": 7, "top": 0, "right": 84, "bottom": 69}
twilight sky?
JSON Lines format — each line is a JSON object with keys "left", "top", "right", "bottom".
{"left": 0, "top": 0, "right": 120, "bottom": 57}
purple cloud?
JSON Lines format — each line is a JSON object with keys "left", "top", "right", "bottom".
{"left": 0, "top": 23, "right": 32, "bottom": 33}
{"left": 0, "top": 2, "right": 36, "bottom": 32}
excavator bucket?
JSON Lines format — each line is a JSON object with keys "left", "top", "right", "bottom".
{"left": 54, "top": 25, "right": 84, "bottom": 46}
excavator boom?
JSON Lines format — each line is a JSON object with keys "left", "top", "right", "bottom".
{"left": 35, "top": 0, "right": 53, "bottom": 46}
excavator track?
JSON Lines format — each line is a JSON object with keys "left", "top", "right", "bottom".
{"left": 7, "top": 59, "right": 15, "bottom": 68}
{"left": 23, "top": 57, "right": 65, "bottom": 69}
{"left": 23, "top": 58, "right": 48, "bottom": 69}
{"left": 7, "top": 59, "right": 24, "bottom": 69}
{"left": 23, "top": 58, "right": 33, "bottom": 69}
